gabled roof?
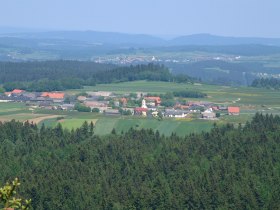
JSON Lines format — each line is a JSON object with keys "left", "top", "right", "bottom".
{"left": 165, "top": 110, "right": 186, "bottom": 115}
{"left": 212, "top": 106, "right": 219, "bottom": 111}
{"left": 12, "top": 89, "right": 24, "bottom": 94}
{"left": 228, "top": 106, "right": 240, "bottom": 113}
{"left": 145, "top": 96, "right": 161, "bottom": 103}
{"left": 41, "top": 92, "right": 65, "bottom": 99}
{"left": 84, "top": 101, "right": 108, "bottom": 107}
{"left": 134, "top": 107, "right": 148, "bottom": 112}
{"left": 120, "top": 98, "right": 128, "bottom": 103}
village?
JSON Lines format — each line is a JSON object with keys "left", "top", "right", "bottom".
{"left": 0, "top": 88, "right": 240, "bottom": 120}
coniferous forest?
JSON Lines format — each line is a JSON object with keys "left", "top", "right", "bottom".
{"left": 0, "top": 61, "right": 193, "bottom": 91}
{"left": 1, "top": 113, "right": 280, "bottom": 209}
{"left": 251, "top": 77, "right": 280, "bottom": 90}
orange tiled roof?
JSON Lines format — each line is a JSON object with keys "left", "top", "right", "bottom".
{"left": 228, "top": 107, "right": 240, "bottom": 113}
{"left": 144, "top": 96, "right": 161, "bottom": 103}
{"left": 120, "top": 98, "right": 128, "bottom": 103}
{"left": 41, "top": 92, "right": 65, "bottom": 99}
{"left": 12, "top": 89, "right": 24, "bottom": 94}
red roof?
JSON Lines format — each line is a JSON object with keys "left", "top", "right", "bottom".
{"left": 228, "top": 107, "right": 240, "bottom": 113}
{"left": 12, "top": 89, "right": 24, "bottom": 94}
{"left": 120, "top": 98, "right": 128, "bottom": 103}
{"left": 212, "top": 106, "right": 219, "bottom": 111}
{"left": 134, "top": 107, "right": 148, "bottom": 112}
{"left": 144, "top": 96, "right": 161, "bottom": 104}
{"left": 41, "top": 92, "right": 65, "bottom": 99}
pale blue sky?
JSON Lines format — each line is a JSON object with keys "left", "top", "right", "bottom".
{"left": 1, "top": 0, "right": 280, "bottom": 37}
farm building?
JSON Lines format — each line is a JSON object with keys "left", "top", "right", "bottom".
{"left": 84, "top": 101, "right": 109, "bottom": 110}
{"left": 134, "top": 107, "right": 148, "bottom": 116}
{"left": 228, "top": 107, "right": 240, "bottom": 115}
{"left": 87, "top": 91, "right": 112, "bottom": 97}
{"left": 60, "top": 104, "right": 75, "bottom": 111}
{"left": 120, "top": 98, "right": 128, "bottom": 107}
{"left": 77, "top": 96, "right": 87, "bottom": 102}
{"left": 165, "top": 109, "right": 189, "bottom": 118}
{"left": 12, "top": 89, "right": 25, "bottom": 94}
{"left": 5, "top": 89, "right": 25, "bottom": 97}
{"left": 41, "top": 92, "right": 65, "bottom": 99}
{"left": 202, "top": 111, "right": 216, "bottom": 119}
{"left": 144, "top": 96, "right": 161, "bottom": 106}
{"left": 104, "top": 109, "right": 121, "bottom": 116}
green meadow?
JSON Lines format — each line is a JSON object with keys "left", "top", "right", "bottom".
{"left": 38, "top": 115, "right": 214, "bottom": 137}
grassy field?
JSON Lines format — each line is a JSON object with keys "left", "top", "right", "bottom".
{"left": 1, "top": 81, "right": 280, "bottom": 136}
{"left": 38, "top": 115, "right": 214, "bottom": 136}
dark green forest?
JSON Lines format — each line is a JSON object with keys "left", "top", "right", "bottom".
{"left": 0, "top": 60, "right": 115, "bottom": 82}
{"left": 0, "top": 61, "right": 193, "bottom": 91}
{"left": 1, "top": 113, "right": 280, "bottom": 209}
{"left": 167, "top": 60, "right": 276, "bottom": 86}
{"left": 251, "top": 77, "right": 280, "bottom": 90}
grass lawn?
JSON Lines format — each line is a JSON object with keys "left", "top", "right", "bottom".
{"left": 94, "top": 117, "right": 213, "bottom": 136}
{"left": 0, "top": 102, "right": 27, "bottom": 114}
{"left": 57, "top": 118, "right": 98, "bottom": 130}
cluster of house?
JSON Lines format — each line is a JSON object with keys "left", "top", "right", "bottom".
{"left": 200, "top": 106, "right": 240, "bottom": 119}
{"left": 0, "top": 89, "right": 67, "bottom": 110}
{"left": 135, "top": 99, "right": 240, "bottom": 118}
{"left": 0, "top": 89, "right": 240, "bottom": 119}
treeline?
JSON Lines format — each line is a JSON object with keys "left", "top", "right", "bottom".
{"left": 3, "top": 78, "right": 87, "bottom": 92}
{"left": 251, "top": 77, "right": 280, "bottom": 90}
{"left": 0, "top": 60, "right": 115, "bottom": 83}
{"left": 0, "top": 60, "right": 111, "bottom": 91}
{"left": 1, "top": 113, "right": 280, "bottom": 209}
{"left": 167, "top": 60, "right": 273, "bottom": 86}
{"left": 92, "top": 63, "right": 171, "bottom": 83}
{"left": 0, "top": 61, "right": 194, "bottom": 91}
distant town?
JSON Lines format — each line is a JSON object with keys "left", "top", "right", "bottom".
{"left": 93, "top": 54, "right": 241, "bottom": 65}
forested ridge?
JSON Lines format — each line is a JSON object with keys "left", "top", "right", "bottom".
{"left": 168, "top": 60, "right": 273, "bottom": 86}
{"left": 0, "top": 61, "right": 193, "bottom": 91}
{"left": 1, "top": 113, "right": 280, "bottom": 209}
{"left": 251, "top": 77, "right": 280, "bottom": 90}
{"left": 0, "top": 60, "right": 115, "bottom": 82}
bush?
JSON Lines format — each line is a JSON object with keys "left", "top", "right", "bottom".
{"left": 74, "top": 103, "right": 91, "bottom": 112}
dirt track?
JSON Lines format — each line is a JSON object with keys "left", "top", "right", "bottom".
{"left": 27, "top": 115, "right": 64, "bottom": 124}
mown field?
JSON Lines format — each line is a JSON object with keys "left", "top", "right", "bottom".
{"left": 1, "top": 81, "right": 280, "bottom": 136}
{"left": 36, "top": 111, "right": 214, "bottom": 136}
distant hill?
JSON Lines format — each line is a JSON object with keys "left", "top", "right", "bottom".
{"left": 0, "top": 27, "right": 280, "bottom": 63}
{"left": 1, "top": 29, "right": 280, "bottom": 46}
{"left": 0, "top": 30, "right": 165, "bottom": 47}
{"left": 169, "top": 33, "right": 280, "bottom": 46}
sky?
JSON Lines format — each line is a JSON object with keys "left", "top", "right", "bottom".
{"left": 1, "top": 0, "right": 280, "bottom": 38}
